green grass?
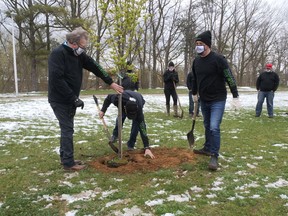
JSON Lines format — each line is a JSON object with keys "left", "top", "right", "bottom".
{"left": 1, "top": 98, "right": 288, "bottom": 215}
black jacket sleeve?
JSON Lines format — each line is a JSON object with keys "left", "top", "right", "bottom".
{"left": 273, "top": 72, "right": 280, "bottom": 92}
{"left": 191, "top": 61, "right": 198, "bottom": 95}
{"left": 186, "top": 72, "right": 193, "bottom": 90}
{"left": 220, "top": 56, "right": 238, "bottom": 98}
{"left": 82, "top": 55, "right": 114, "bottom": 86}
{"left": 101, "top": 94, "right": 115, "bottom": 113}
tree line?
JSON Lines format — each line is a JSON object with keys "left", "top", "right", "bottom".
{"left": 0, "top": 0, "right": 287, "bottom": 93}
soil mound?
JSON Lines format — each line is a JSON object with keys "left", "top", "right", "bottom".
{"left": 89, "top": 147, "right": 196, "bottom": 174}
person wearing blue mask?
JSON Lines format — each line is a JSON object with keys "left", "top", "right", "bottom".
{"left": 191, "top": 30, "right": 239, "bottom": 171}
{"left": 48, "top": 27, "right": 123, "bottom": 171}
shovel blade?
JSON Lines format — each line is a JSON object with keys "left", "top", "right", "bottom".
{"left": 108, "top": 141, "right": 119, "bottom": 153}
{"left": 187, "top": 131, "right": 195, "bottom": 149}
{"left": 179, "top": 110, "right": 184, "bottom": 118}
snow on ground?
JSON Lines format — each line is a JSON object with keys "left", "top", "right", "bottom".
{"left": 1, "top": 87, "right": 288, "bottom": 215}
{"left": 0, "top": 87, "right": 287, "bottom": 130}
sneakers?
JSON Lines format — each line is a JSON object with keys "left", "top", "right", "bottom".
{"left": 63, "top": 164, "right": 86, "bottom": 171}
{"left": 193, "top": 147, "right": 212, "bottom": 156}
{"left": 110, "top": 135, "right": 118, "bottom": 143}
{"left": 208, "top": 156, "right": 218, "bottom": 171}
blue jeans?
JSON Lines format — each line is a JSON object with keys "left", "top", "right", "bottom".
{"left": 255, "top": 91, "right": 274, "bottom": 117}
{"left": 200, "top": 100, "right": 226, "bottom": 158}
{"left": 112, "top": 114, "right": 139, "bottom": 148}
{"left": 188, "top": 91, "right": 200, "bottom": 115}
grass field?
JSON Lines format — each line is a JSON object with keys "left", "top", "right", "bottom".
{"left": 0, "top": 90, "right": 288, "bottom": 216}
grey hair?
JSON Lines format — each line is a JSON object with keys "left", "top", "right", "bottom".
{"left": 66, "top": 27, "right": 88, "bottom": 44}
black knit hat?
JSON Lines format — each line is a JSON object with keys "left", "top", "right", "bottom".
{"left": 196, "top": 30, "right": 212, "bottom": 48}
{"left": 168, "top": 61, "right": 174, "bottom": 67}
{"left": 125, "top": 100, "right": 138, "bottom": 119}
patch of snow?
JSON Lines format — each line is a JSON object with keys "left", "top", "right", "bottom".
{"left": 190, "top": 186, "right": 204, "bottom": 193}
{"left": 65, "top": 210, "right": 78, "bottom": 216}
{"left": 105, "top": 199, "right": 126, "bottom": 207}
{"left": 145, "top": 199, "right": 164, "bottom": 206}
{"left": 265, "top": 179, "right": 288, "bottom": 188}
{"left": 167, "top": 192, "right": 191, "bottom": 202}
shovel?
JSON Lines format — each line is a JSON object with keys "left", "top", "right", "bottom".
{"left": 187, "top": 101, "right": 198, "bottom": 148}
{"left": 173, "top": 81, "right": 184, "bottom": 118}
{"left": 93, "top": 95, "right": 119, "bottom": 153}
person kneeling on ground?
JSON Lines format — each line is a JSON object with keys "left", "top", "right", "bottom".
{"left": 99, "top": 90, "right": 155, "bottom": 159}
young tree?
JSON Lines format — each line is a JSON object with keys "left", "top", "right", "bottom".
{"left": 102, "top": 0, "right": 147, "bottom": 72}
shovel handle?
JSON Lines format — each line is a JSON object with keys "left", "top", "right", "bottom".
{"left": 173, "top": 81, "right": 184, "bottom": 117}
{"left": 93, "top": 95, "right": 109, "bottom": 131}
{"left": 192, "top": 101, "right": 198, "bottom": 121}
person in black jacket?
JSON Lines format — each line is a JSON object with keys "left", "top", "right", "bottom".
{"left": 191, "top": 30, "right": 239, "bottom": 171}
{"left": 48, "top": 27, "right": 123, "bottom": 171}
{"left": 163, "top": 61, "right": 179, "bottom": 117}
{"left": 118, "top": 61, "right": 139, "bottom": 91}
{"left": 112, "top": 61, "right": 139, "bottom": 145}
{"left": 99, "top": 90, "right": 155, "bottom": 159}
{"left": 255, "top": 63, "right": 279, "bottom": 118}
{"left": 186, "top": 72, "right": 200, "bottom": 117}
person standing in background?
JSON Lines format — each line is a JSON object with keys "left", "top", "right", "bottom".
{"left": 163, "top": 61, "right": 179, "bottom": 117}
{"left": 255, "top": 63, "right": 279, "bottom": 118}
{"left": 118, "top": 61, "right": 139, "bottom": 91}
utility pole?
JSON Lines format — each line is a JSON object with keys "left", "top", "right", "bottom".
{"left": 11, "top": 14, "right": 18, "bottom": 96}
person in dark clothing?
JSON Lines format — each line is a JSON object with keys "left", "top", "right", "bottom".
{"left": 118, "top": 61, "right": 139, "bottom": 91}
{"left": 99, "top": 90, "right": 155, "bottom": 159}
{"left": 112, "top": 61, "right": 139, "bottom": 145}
{"left": 48, "top": 27, "right": 123, "bottom": 171}
{"left": 191, "top": 30, "right": 239, "bottom": 171}
{"left": 163, "top": 61, "right": 179, "bottom": 117}
{"left": 255, "top": 63, "right": 279, "bottom": 118}
{"left": 186, "top": 72, "right": 200, "bottom": 117}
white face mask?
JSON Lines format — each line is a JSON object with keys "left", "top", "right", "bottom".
{"left": 73, "top": 47, "right": 85, "bottom": 56}
{"left": 168, "top": 66, "right": 174, "bottom": 71}
{"left": 195, "top": 45, "right": 205, "bottom": 55}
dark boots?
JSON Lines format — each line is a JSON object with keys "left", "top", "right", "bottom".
{"left": 166, "top": 105, "right": 170, "bottom": 116}
{"left": 173, "top": 105, "right": 178, "bottom": 117}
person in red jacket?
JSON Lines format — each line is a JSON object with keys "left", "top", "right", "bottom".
{"left": 255, "top": 63, "right": 279, "bottom": 118}
{"left": 48, "top": 27, "right": 123, "bottom": 171}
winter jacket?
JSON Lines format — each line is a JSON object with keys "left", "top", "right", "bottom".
{"left": 48, "top": 42, "right": 113, "bottom": 104}
{"left": 101, "top": 90, "right": 149, "bottom": 148}
{"left": 186, "top": 72, "right": 194, "bottom": 91}
{"left": 191, "top": 51, "right": 238, "bottom": 101}
{"left": 256, "top": 71, "right": 279, "bottom": 92}
{"left": 163, "top": 69, "right": 179, "bottom": 90}
{"left": 101, "top": 90, "right": 145, "bottom": 113}
{"left": 118, "top": 71, "right": 139, "bottom": 91}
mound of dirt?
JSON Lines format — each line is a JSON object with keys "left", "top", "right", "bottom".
{"left": 89, "top": 147, "right": 196, "bottom": 174}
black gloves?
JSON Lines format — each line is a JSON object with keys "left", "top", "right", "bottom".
{"left": 74, "top": 98, "right": 84, "bottom": 109}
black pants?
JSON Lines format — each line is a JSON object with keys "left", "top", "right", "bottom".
{"left": 50, "top": 102, "right": 76, "bottom": 168}
{"left": 164, "top": 88, "right": 177, "bottom": 106}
